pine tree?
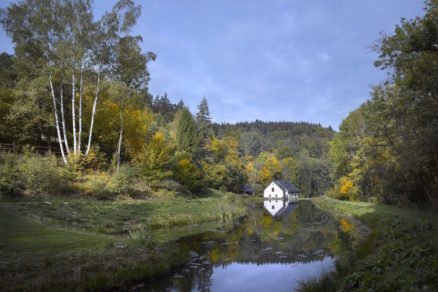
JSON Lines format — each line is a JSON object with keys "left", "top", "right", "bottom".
{"left": 176, "top": 107, "right": 198, "bottom": 154}
{"left": 196, "top": 96, "right": 213, "bottom": 146}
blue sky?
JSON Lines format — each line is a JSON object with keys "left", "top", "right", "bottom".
{"left": 0, "top": 0, "right": 425, "bottom": 129}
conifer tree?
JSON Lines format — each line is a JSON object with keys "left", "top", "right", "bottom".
{"left": 196, "top": 96, "right": 213, "bottom": 146}
{"left": 176, "top": 107, "right": 197, "bottom": 154}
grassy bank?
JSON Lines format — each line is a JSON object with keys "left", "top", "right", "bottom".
{"left": 0, "top": 190, "right": 247, "bottom": 291}
{"left": 302, "top": 196, "right": 438, "bottom": 291}
{"left": 2, "top": 189, "right": 246, "bottom": 233}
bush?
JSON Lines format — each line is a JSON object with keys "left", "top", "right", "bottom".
{"left": 0, "top": 153, "right": 21, "bottom": 197}
{"left": 18, "top": 155, "right": 64, "bottom": 196}
{"left": 78, "top": 173, "right": 111, "bottom": 198}
{"left": 82, "top": 147, "right": 108, "bottom": 171}
{"left": 328, "top": 176, "right": 359, "bottom": 201}
{"left": 107, "top": 164, "right": 138, "bottom": 195}
{"left": 174, "top": 159, "right": 204, "bottom": 193}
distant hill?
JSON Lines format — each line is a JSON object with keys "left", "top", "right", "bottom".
{"left": 213, "top": 120, "right": 334, "bottom": 158}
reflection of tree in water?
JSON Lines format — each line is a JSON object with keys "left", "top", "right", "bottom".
{"left": 138, "top": 201, "right": 350, "bottom": 291}
{"left": 202, "top": 201, "right": 341, "bottom": 265}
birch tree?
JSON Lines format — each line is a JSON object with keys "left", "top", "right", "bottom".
{"left": 106, "top": 0, "right": 155, "bottom": 173}
{"left": 1, "top": 0, "right": 69, "bottom": 163}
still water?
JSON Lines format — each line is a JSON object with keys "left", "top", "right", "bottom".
{"left": 136, "top": 200, "right": 345, "bottom": 292}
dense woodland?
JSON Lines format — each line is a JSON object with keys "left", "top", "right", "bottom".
{"left": 0, "top": 0, "right": 437, "bottom": 211}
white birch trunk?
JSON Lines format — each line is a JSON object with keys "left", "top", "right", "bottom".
{"left": 78, "top": 66, "right": 83, "bottom": 156}
{"left": 49, "top": 74, "right": 67, "bottom": 164}
{"left": 72, "top": 71, "right": 77, "bottom": 158}
{"left": 60, "top": 78, "right": 71, "bottom": 156}
{"left": 85, "top": 69, "right": 100, "bottom": 157}
{"left": 116, "top": 95, "right": 125, "bottom": 174}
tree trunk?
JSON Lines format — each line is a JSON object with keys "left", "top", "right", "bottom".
{"left": 60, "top": 77, "right": 70, "bottom": 156}
{"left": 85, "top": 69, "right": 100, "bottom": 158}
{"left": 49, "top": 74, "right": 67, "bottom": 164}
{"left": 72, "top": 71, "right": 77, "bottom": 158}
{"left": 116, "top": 95, "right": 125, "bottom": 174}
{"left": 78, "top": 66, "right": 83, "bottom": 156}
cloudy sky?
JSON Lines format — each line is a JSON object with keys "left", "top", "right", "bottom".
{"left": 0, "top": 0, "right": 425, "bottom": 129}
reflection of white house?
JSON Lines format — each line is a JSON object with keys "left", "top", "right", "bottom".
{"left": 264, "top": 199, "right": 287, "bottom": 216}
{"left": 263, "top": 180, "right": 300, "bottom": 200}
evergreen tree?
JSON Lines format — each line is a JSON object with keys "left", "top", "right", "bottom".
{"left": 176, "top": 107, "right": 197, "bottom": 154}
{"left": 196, "top": 96, "right": 213, "bottom": 145}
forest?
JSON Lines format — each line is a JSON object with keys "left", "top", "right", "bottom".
{"left": 0, "top": 0, "right": 437, "bottom": 213}
{"left": 0, "top": 0, "right": 336, "bottom": 200}
{"left": 0, "top": 0, "right": 437, "bottom": 212}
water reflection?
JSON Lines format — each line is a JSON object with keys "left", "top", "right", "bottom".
{"left": 263, "top": 198, "right": 299, "bottom": 217}
{"left": 136, "top": 201, "right": 342, "bottom": 292}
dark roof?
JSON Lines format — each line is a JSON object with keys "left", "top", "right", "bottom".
{"left": 274, "top": 180, "right": 300, "bottom": 193}
{"left": 243, "top": 183, "right": 254, "bottom": 193}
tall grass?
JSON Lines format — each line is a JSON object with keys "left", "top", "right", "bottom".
{"left": 128, "top": 223, "right": 150, "bottom": 240}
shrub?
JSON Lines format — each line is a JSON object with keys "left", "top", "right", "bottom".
{"left": 82, "top": 147, "right": 108, "bottom": 171}
{"left": 328, "top": 177, "right": 359, "bottom": 201}
{"left": 78, "top": 173, "right": 111, "bottom": 198}
{"left": 18, "top": 155, "right": 64, "bottom": 196}
{"left": 174, "top": 158, "right": 203, "bottom": 193}
{"left": 107, "top": 164, "right": 138, "bottom": 195}
{"left": 0, "top": 153, "right": 21, "bottom": 197}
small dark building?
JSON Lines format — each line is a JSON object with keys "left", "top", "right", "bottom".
{"left": 243, "top": 183, "right": 255, "bottom": 195}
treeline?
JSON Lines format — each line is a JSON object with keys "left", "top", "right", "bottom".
{"left": 328, "top": 0, "right": 438, "bottom": 210}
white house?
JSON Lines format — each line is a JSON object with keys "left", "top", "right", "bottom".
{"left": 263, "top": 180, "right": 300, "bottom": 200}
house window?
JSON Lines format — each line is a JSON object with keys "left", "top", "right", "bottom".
{"left": 272, "top": 205, "right": 275, "bottom": 210}
{"left": 271, "top": 187, "right": 275, "bottom": 192}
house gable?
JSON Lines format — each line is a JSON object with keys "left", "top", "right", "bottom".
{"left": 263, "top": 181, "right": 285, "bottom": 199}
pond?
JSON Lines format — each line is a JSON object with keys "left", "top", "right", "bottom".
{"left": 134, "top": 200, "right": 349, "bottom": 291}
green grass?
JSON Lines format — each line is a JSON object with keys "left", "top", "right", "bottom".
{"left": 301, "top": 196, "right": 438, "bottom": 291}
{"left": 0, "top": 209, "right": 114, "bottom": 253}
{"left": 1, "top": 189, "right": 247, "bottom": 235}
{"left": 0, "top": 189, "right": 248, "bottom": 291}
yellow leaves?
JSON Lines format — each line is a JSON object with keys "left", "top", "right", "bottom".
{"left": 177, "top": 158, "right": 190, "bottom": 169}
{"left": 259, "top": 166, "right": 272, "bottom": 185}
{"left": 265, "top": 156, "right": 281, "bottom": 176}
{"left": 124, "top": 105, "right": 153, "bottom": 157}
{"left": 134, "top": 131, "right": 173, "bottom": 181}
{"left": 92, "top": 97, "right": 153, "bottom": 158}
{"left": 209, "top": 136, "right": 240, "bottom": 165}
{"left": 340, "top": 177, "right": 354, "bottom": 194}
{"left": 328, "top": 176, "right": 359, "bottom": 201}
{"left": 340, "top": 217, "right": 354, "bottom": 232}
{"left": 175, "top": 158, "right": 202, "bottom": 192}
{"left": 209, "top": 247, "right": 220, "bottom": 263}
{"left": 263, "top": 213, "right": 272, "bottom": 227}
{"left": 245, "top": 161, "right": 254, "bottom": 175}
